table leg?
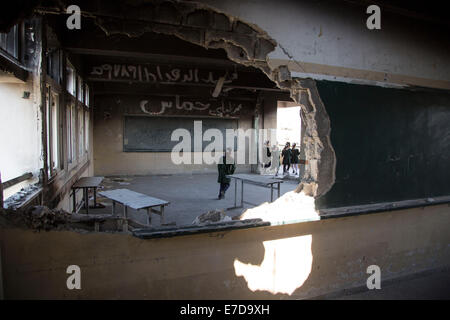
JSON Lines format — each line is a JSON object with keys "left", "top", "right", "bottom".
{"left": 234, "top": 178, "right": 237, "bottom": 207}
{"left": 271, "top": 184, "right": 274, "bottom": 202}
{"left": 123, "top": 205, "right": 128, "bottom": 232}
{"left": 147, "top": 207, "right": 151, "bottom": 226}
{"left": 241, "top": 180, "right": 244, "bottom": 207}
{"left": 278, "top": 182, "right": 281, "bottom": 198}
{"left": 113, "top": 201, "right": 120, "bottom": 230}
{"left": 85, "top": 188, "right": 89, "bottom": 214}
{"left": 93, "top": 188, "right": 97, "bottom": 207}
{"left": 160, "top": 205, "right": 165, "bottom": 225}
{"left": 72, "top": 189, "right": 76, "bottom": 213}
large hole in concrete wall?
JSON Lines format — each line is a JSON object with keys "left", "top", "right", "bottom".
{"left": 90, "top": 0, "right": 336, "bottom": 197}
{"left": 89, "top": 1, "right": 336, "bottom": 226}
{"left": 1, "top": 0, "right": 336, "bottom": 231}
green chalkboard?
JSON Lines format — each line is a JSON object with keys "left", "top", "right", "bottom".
{"left": 123, "top": 116, "right": 239, "bottom": 152}
{"left": 315, "top": 80, "right": 450, "bottom": 209}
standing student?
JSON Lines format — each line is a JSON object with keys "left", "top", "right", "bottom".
{"left": 271, "top": 144, "right": 281, "bottom": 177}
{"left": 281, "top": 142, "right": 292, "bottom": 175}
{"left": 264, "top": 140, "right": 272, "bottom": 168}
{"left": 261, "top": 140, "right": 272, "bottom": 169}
{"left": 217, "top": 148, "right": 236, "bottom": 199}
{"left": 291, "top": 143, "right": 300, "bottom": 175}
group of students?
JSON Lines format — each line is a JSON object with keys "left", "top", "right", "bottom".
{"left": 281, "top": 142, "right": 300, "bottom": 175}
{"left": 263, "top": 141, "right": 300, "bottom": 176}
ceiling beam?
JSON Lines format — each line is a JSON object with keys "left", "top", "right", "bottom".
{"left": 66, "top": 47, "right": 248, "bottom": 70}
{"left": 87, "top": 77, "right": 286, "bottom": 92}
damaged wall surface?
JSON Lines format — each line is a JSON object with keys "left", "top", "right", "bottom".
{"left": 2, "top": 0, "right": 448, "bottom": 210}
{"left": 0, "top": 0, "right": 449, "bottom": 301}
{"left": 1, "top": 202, "right": 449, "bottom": 299}
{"left": 80, "top": 0, "right": 334, "bottom": 197}
{"left": 198, "top": 0, "right": 450, "bottom": 89}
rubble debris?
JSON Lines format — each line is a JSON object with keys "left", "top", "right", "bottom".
{"left": 26, "top": 206, "right": 72, "bottom": 230}
{"left": 192, "top": 209, "right": 232, "bottom": 225}
{"left": 0, "top": 205, "right": 70, "bottom": 231}
{"left": 0, "top": 205, "right": 121, "bottom": 232}
{"left": 4, "top": 183, "right": 41, "bottom": 209}
{"left": 236, "top": 188, "right": 319, "bottom": 224}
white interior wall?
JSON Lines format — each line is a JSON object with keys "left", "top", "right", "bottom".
{"left": 0, "top": 80, "right": 42, "bottom": 199}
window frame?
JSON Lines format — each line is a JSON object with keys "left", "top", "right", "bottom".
{"left": 0, "top": 23, "right": 22, "bottom": 62}
{"left": 66, "top": 60, "right": 76, "bottom": 97}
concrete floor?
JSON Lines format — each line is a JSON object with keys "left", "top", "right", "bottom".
{"left": 90, "top": 173, "right": 299, "bottom": 227}
{"left": 316, "top": 267, "right": 450, "bottom": 300}
{"left": 340, "top": 269, "right": 450, "bottom": 300}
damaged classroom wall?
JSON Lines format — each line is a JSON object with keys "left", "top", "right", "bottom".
{"left": 0, "top": 0, "right": 449, "bottom": 300}
{"left": 1, "top": 201, "right": 449, "bottom": 299}
{"left": 197, "top": 0, "right": 450, "bottom": 203}
{"left": 0, "top": 17, "right": 43, "bottom": 201}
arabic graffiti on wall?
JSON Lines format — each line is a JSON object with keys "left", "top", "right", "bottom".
{"left": 89, "top": 63, "right": 238, "bottom": 85}
{"left": 140, "top": 95, "right": 244, "bottom": 117}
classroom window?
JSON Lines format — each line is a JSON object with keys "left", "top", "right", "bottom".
{"left": 47, "top": 49, "right": 62, "bottom": 83}
{"left": 71, "top": 104, "right": 77, "bottom": 161}
{"left": 51, "top": 91, "right": 60, "bottom": 171}
{"left": 78, "top": 106, "right": 84, "bottom": 158}
{"left": 84, "top": 110, "right": 89, "bottom": 153}
{"left": 0, "top": 24, "right": 19, "bottom": 60}
{"left": 44, "top": 87, "right": 60, "bottom": 177}
{"left": 77, "top": 76, "right": 84, "bottom": 103}
{"left": 66, "top": 61, "right": 76, "bottom": 96}
{"left": 45, "top": 86, "right": 51, "bottom": 176}
{"left": 85, "top": 84, "right": 90, "bottom": 107}
{"left": 66, "top": 105, "right": 72, "bottom": 163}
{"left": 67, "top": 103, "right": 76, "bottom": 164}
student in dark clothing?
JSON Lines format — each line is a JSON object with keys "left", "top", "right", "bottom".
{"left": 291, "top": 143, "right": 300, "bottom": 175}
{"left": 217, "top": 148, "right": 236, "bottom": 199}
{"left": 281, "top": 142, "right": 292, "bottom": 174}
{"left": 262, "top": 140, "right": 272, "bottom": 168}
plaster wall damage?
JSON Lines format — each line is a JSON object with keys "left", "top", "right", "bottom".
{"left": 1, "top": 0, "right": 449, "bottom": 300}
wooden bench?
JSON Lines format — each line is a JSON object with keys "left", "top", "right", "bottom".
{"left": 98, "top": 188, "right": 169, "bottom": 231}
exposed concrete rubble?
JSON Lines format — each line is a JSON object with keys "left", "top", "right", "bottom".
{"left": 192, "top": 209, "right": 231, "bottom": 225}
{"left": 0, "top": 206, "right": 121, "bottom": 232}
{"left": 4, "top": 183, "right": 41, "bottom": 210}
{"left": 0, "top": 206, "right": 71, "bottom": 231}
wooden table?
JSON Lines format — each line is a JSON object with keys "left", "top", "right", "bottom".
{"left": 98, "top": 188, "right": 169, "bottom": 230}
{"left": 72, "top": 176, "right": 104, "bottom": 214}
{"left": 226, "top": 174, "right": 283, "bottom": 210}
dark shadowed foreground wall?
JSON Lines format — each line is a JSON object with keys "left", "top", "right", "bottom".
{"left": 1, "top": 204, "right": 449, "bottom": 299}
{"left": 316, "top": 80, "right": 450, "bottom": 209}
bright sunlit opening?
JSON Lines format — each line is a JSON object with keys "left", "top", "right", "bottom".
{"left": 234, "top": 234, "right": 313, "bottom": 295}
